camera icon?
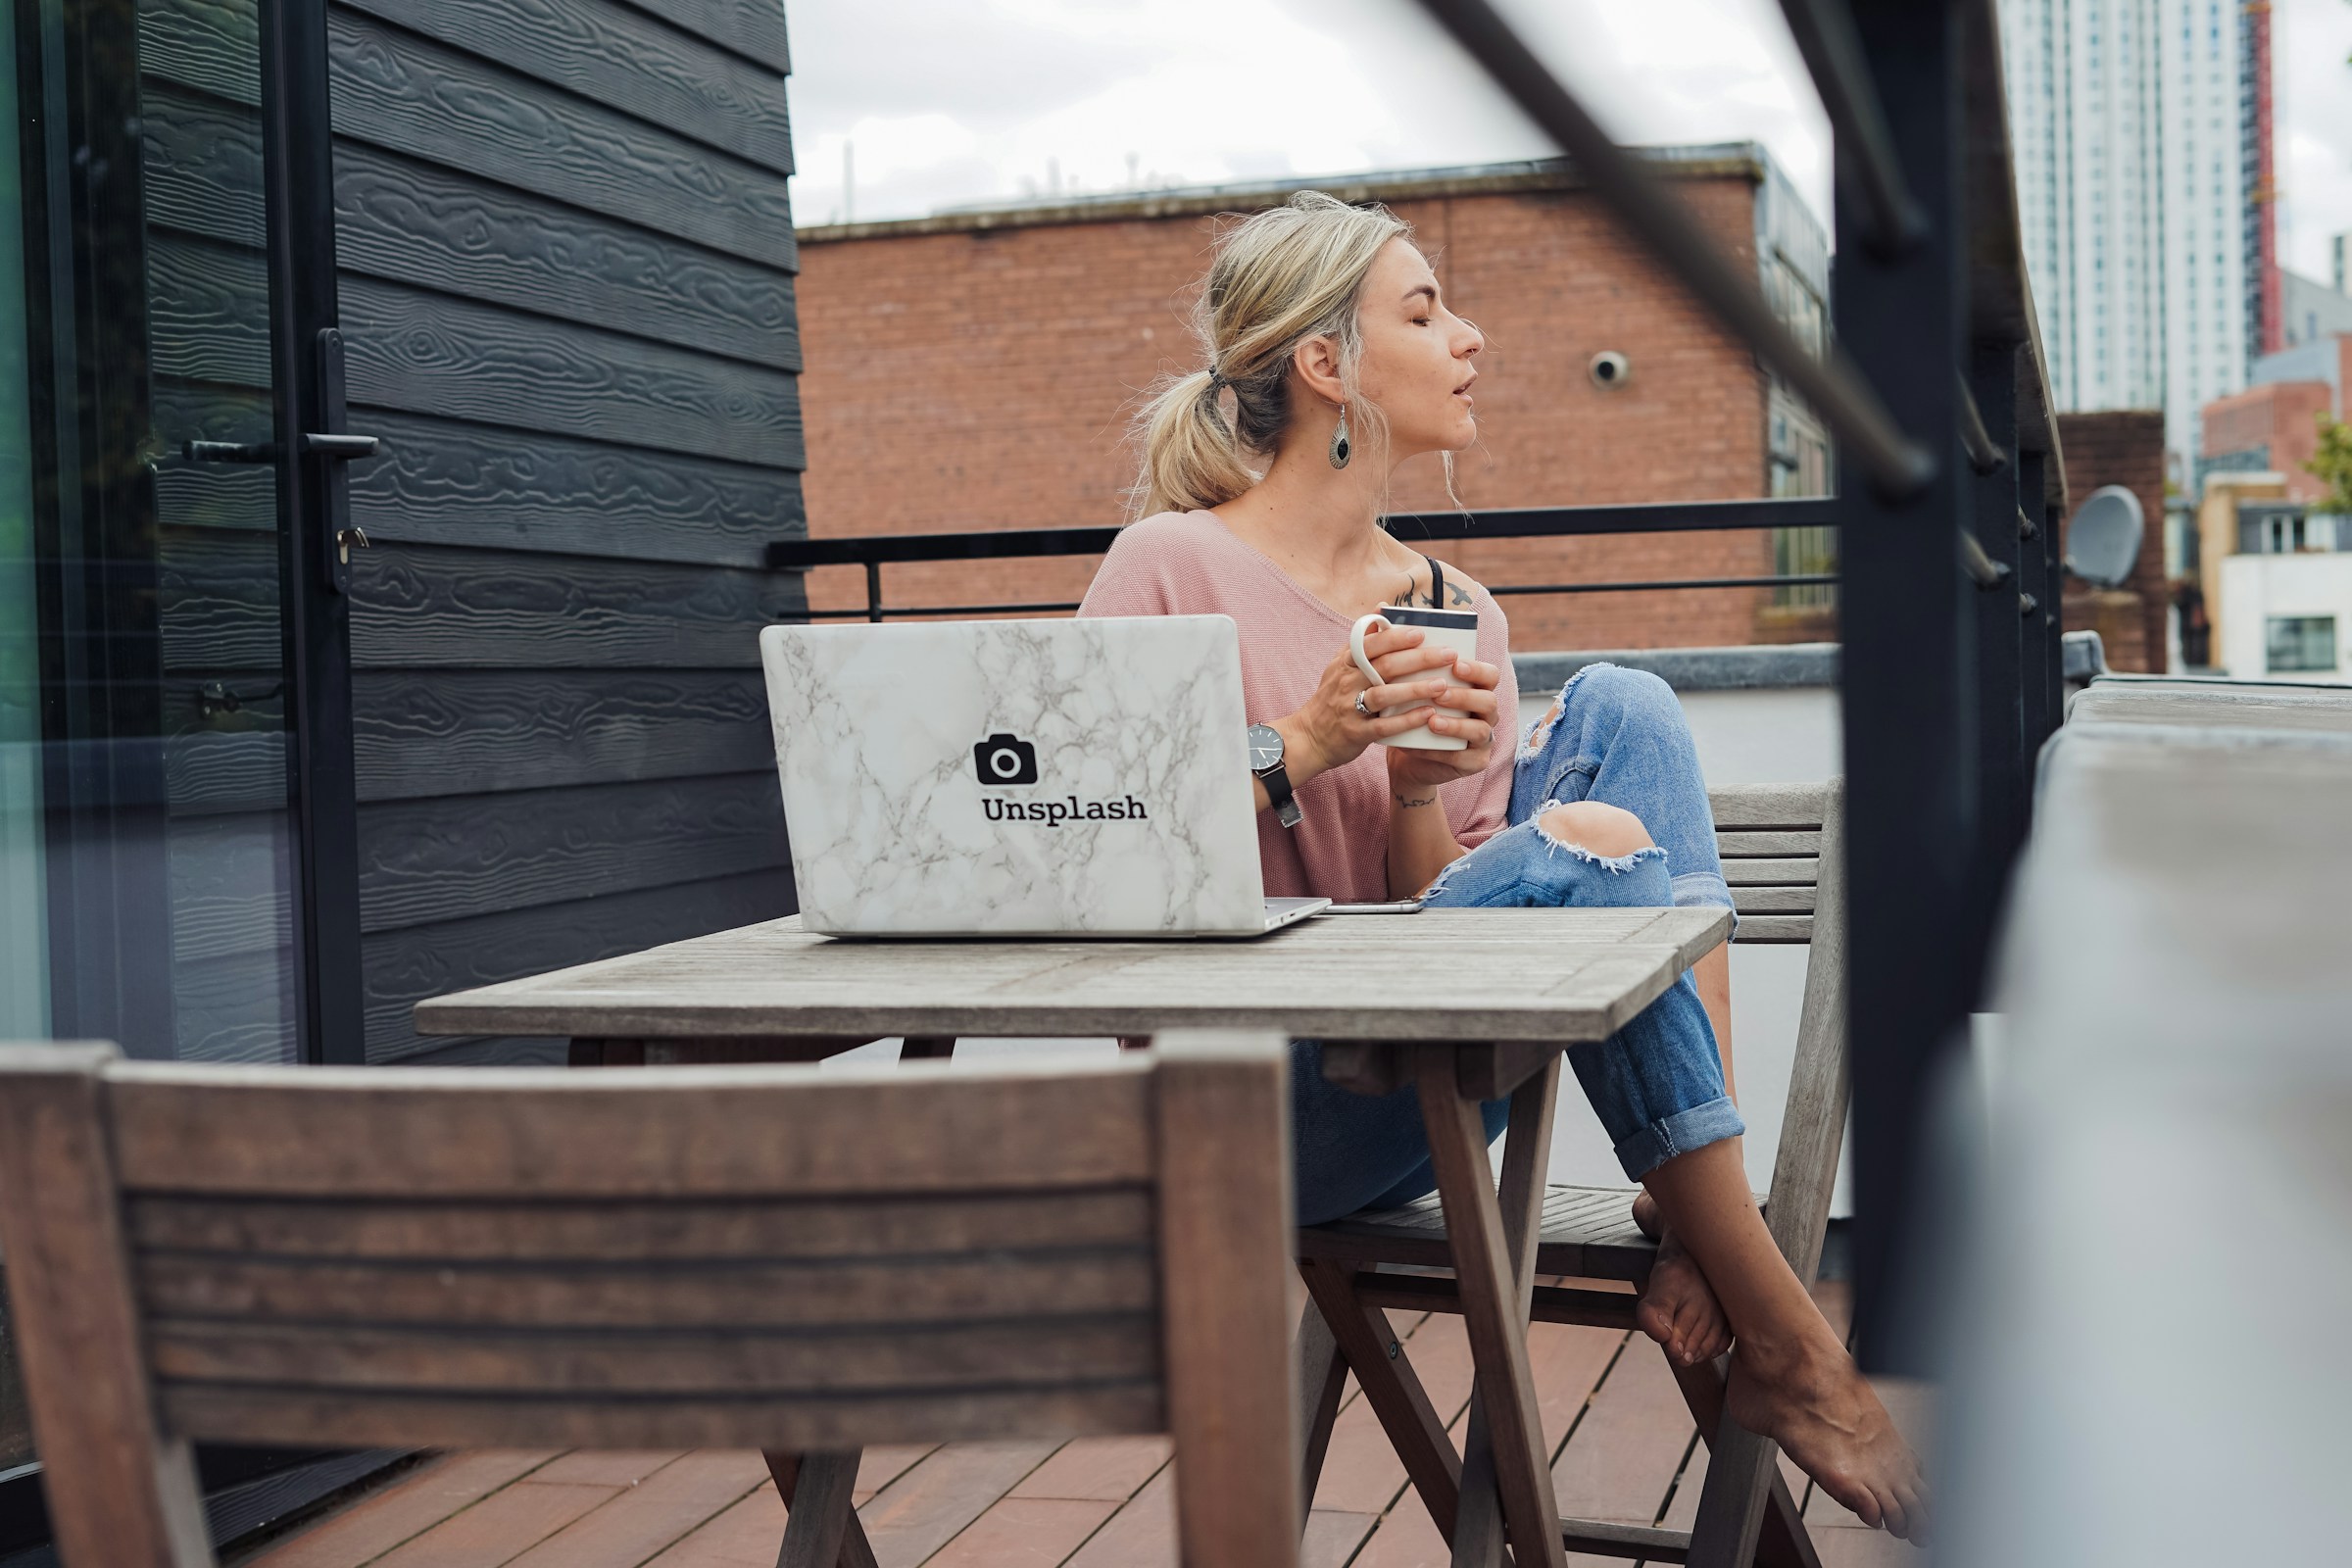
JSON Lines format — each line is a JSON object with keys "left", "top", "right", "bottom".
{"left": 972, "top": 732, "right": 1039, "bottom": 786}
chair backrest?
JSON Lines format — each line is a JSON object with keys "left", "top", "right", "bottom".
{"left": 0, "top": 1034, "right": 1298, "bottom": 1568}
{"left": 1706, "top": 780, "right": 1848, "bottom": 1287}
{"left": 1708, "top": 780, "right": 1831, "bottom": 947}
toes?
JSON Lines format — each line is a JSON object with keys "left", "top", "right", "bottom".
{"left": 1895, "top": 1480, "right": 1930, "bottom": 1545}
{"left": 1635, "top": 1300, "right": 1675, "bottom": 1350}
{"left": 1837, "top": 1477, "right": 1884, "bottom": 1531}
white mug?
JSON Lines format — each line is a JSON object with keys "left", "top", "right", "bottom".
{"left": 1349, "top": 606, "right": 1480, "bottom": 751}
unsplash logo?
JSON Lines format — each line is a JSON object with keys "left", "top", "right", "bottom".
{"left": 971, "top": 731, "right": 1149, "bottom": 827}
{"left": 971, "top": 732, "right": 1039, "bottom": 786}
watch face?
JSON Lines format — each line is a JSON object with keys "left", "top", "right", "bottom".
{"left": 1247, "top": 724, "right": 1283, "bottom": 770}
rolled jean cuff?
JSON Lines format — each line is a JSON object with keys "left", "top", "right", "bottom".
{"left": 1670, "top": 869, "right": 1737, "bottom": 938}
{"left": 1610, "top": 1095, "right": 1745, "bottom": 1181}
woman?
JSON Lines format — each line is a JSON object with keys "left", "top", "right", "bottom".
{"left": 1078, "top": 191, "right": 1926, "bottom": 1542}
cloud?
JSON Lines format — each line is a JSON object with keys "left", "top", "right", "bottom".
{"left": 2273, "top": 0, "right": 2352, "bottom": 280}
{"left": 784, "top": 0, "right": 1831, "bottom": 229}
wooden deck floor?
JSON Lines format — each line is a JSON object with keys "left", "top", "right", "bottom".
{"left": 226, "top": 1285, "right": 1929, "bottom": 1568}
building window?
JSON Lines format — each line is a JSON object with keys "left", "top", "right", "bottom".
{"left": 2266, "top": 616, "right": 2339, "bottom": 674}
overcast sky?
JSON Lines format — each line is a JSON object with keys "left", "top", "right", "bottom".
{"left": 783, "top": 0, "right": 2352, "bottom": 283}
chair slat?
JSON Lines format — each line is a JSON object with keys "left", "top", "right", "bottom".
{"left": 135, "top": 1249, "right": 1156, "bottom": 1329}
{"left": 1715, "top": 830, "right": 1823, "bottom": 858}
{"left": 1728, "top": 914, "right": 1813, "bottom": 945}
{"left": 106, "top": 1064, "right": 1155, "bottom": 1197}
{"left": 1730, "top": 887, "right": 1816, "bottom": 915}
{"left": 1720, "top": 858, "right": 1820, "bottom": 887}
{"left": 1704, "top": 782, "right": 1829, "bottom": 829}
{"left": 157, "top": 1381, "right": 1167, "bottom": 1454}
{"left": 149, "top": 1315, "right": 1158, "bottom": 1394}
{"left": 128, "top": 1189, "right": 1152, "bottom": 1261}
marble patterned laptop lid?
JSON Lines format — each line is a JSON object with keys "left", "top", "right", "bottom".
{"left": 760, "top": 616, "right": 1266, "bottom": 936}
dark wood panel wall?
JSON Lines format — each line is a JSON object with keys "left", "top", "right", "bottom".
{"left": 323, "top": 0, "right": 804, "bottom": 1061}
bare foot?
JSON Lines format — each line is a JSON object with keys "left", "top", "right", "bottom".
{"left": 1636, "top": 1229, "right": 1731, "bottom": 1367}
{"left": 1725, "top": 1328, "right": 1931, "bottom": 1544}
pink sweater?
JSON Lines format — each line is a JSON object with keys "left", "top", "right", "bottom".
{"left": 1078, "top": 510, "right": 1520, "bottom": 901}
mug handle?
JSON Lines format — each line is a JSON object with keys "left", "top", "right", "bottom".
{"left": 1348, "top": 613, "right": 1389, "bottom": 687}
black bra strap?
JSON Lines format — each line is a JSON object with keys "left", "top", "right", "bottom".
{"left": 1423, "top": 555, "right": 1446, "bottom": 609}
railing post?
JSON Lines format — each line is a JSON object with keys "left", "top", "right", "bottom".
{"left": 2014, "top": 448, "right": 2051, "bottom": 803}
{"left": 1835, "top": 0, "right": 1973, "bottom": 1373}
{"left": 1965, "top": 341, "right": 2024, "bottom": 987}
{"left": 2041, "top": 493, "right": 2065, "bottom": 737}
{"left": 865, "top": 561, "right": 883, "bottom": 623}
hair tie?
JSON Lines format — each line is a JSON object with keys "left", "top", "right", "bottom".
{"left": 1204, "top": 367, "right": 1228, "bottom": 392}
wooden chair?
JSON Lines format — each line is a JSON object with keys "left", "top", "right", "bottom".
{"left": 0, "top": 1034, "right": 1299, "bottom": 1568}
{"left": 1294, "top": 781, "right": 1848, "bottom": 1568}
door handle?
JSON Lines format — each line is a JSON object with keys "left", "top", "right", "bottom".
{"left": 182, "top": 432, "right": 381, "bottom": 463}
{"left": 303, "top": 431, "right": 381, "bottom": 460}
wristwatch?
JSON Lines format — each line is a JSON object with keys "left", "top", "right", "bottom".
{"left": 1247, "top": 723, "right": 1302, "bottom": 828}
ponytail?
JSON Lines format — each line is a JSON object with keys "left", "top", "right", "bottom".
{"left": 1124, "top": 191, "right": 1410, "bottom": 521}
{"left": 1130, "top": 368, "right": 1257, "bottom": 519}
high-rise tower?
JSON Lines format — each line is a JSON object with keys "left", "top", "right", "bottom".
{"left": 1999, "top": 0, "right": 2256, "bottom": 456}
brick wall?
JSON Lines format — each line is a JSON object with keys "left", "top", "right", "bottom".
{"left": 2056, "top": 411, "right": 2168, "bottom": 672}
{"left": 792, "top": 174, "right": 1782, "bottom": 652}
{"left": 2200, "top": 380, "right": 2333, "bottom": 503}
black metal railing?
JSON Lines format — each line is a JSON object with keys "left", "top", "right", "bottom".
{"left": 766, "top": 499, "right": 1841, "bottom": 622}
{"left": 1404, "top": 0, "right": 2066, "bottom": 1373}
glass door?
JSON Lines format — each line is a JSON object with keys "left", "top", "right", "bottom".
{"left": 5, "top": 0, "right": 362, "bottom": 1064}
{"left": 3, "top": 0, "right": 365, "bottom": 1528}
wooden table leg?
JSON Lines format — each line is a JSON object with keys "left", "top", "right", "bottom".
{"left": 766, "top": 1451, "right": 880, "bottom": 1568}
{"left": 1417, "top": 1046, "right": 1568, "bottom": 1568}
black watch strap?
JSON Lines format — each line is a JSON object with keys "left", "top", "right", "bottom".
{"left": 1259, "top": 760, "right": 1302, "bottom": 828}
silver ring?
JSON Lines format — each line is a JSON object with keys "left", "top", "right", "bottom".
{"left": 1353, "top": 690, "right": 1375, "bottom": 718}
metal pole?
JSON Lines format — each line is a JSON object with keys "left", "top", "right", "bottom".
{"left": 1964, "top": 342, "right": 2024, "bottom": 995}
{"left": 1835, "top": 0, "right": 1974, "bottom": 1374}
{"left": 2013, "top": 452, "right": 2051, "bottom": 808}
{"left": 865, "top": 562, "right": 884, "bottom": 623}
{"left": 1413, "top": 0, "right": 1936, "bottom": 499}
{"left": 2041, "top": 494, "right": 2066, "bottom": 736}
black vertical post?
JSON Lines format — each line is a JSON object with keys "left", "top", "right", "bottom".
{"left": 1964, "top": 341, "right": 2023, "bottom": 987}
{"left": 2014, "top": 449, "right": 2051, "bottom": 785}
{"left": 261, "top": 0, "right": 367, "bottom": 1063}
{"left": 2042, "top": 495, "right": 2066, "bottom": 731}
{"left": 1836, "top": 0, "right": 1973, "bottom": 1372}
{"left": 865, "top": 562, "right": 884, "bottom": 622}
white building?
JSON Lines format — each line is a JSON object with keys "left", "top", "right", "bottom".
{"left": 2000, "top": 0, "right": 2250, "bottom": 456}
{"left": 2221, "top": 550, "right": 2352, "bottom": 681}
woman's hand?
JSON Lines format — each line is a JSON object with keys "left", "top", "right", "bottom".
{"left": 1386, "top": 653, "right": 1503, "bottom": 801}
{"left": 1281, "top": 624, "right": 1466, "bottom": 784}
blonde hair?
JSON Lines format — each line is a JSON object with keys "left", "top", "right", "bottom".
{"left": 1128, "top": 190, "right": 1411, "bottom": 519}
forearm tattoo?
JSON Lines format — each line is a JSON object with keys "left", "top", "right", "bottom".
{"left": 1393, "top": 791, "right": 1440, "bottom": 809}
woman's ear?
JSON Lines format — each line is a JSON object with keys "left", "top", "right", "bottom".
{"left": 1290, "top": 334, "right": 1346, "bottom": 408}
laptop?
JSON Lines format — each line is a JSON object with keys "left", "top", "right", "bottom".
{"left": 760, "top": 616, "right": 1330, "bottom": 937}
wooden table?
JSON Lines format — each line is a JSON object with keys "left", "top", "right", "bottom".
{"left": 417, "top": 905, "right": 1731, "bottom": 1568}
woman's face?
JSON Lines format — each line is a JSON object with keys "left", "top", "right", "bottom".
{"left": 1351, "top": 238, "right": 1484, "bottom": 459}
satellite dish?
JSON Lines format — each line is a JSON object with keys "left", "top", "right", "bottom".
{"left": 2065, "top": 485, "right": 2144, "bottom": 589}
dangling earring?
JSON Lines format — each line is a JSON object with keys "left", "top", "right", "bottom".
{"left": 1328, "top": 402, "right": 1351, "bottom": 469}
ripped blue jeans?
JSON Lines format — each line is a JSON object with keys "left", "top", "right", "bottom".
{"left": 1291, "top": 663, "right": 1744, "bottom": 1226}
